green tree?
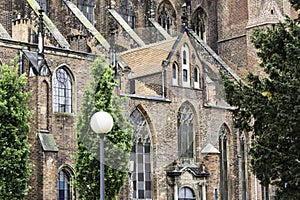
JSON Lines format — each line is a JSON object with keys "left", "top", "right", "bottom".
{"left": 75, "top": 56, "right": 133, "bottom": 199}
{"left": 222, "top": 1, "right": 300, "bottom": 199}
{"left": 0, "top": 59, "right": 31, "bottom": 199}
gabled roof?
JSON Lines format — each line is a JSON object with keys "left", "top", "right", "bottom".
{"left": 121, "top": 26, "right": 242, "bottom": 83}
{"left": 64, "top": 0, "right": 110, "bottom": 51}
{"left": 187, "top": 29, "right": 243, "bottom": 83}
{"left": 27, "top": 0, "right": 70, "bottom": 49}
{"left": 120, "top": 38, "right": 176, "bottom": 77}
{"left": 22, "top": 50, "right": 51, "bottom": 76}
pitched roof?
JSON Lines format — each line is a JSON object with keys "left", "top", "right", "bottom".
{"left": 120, "top": 38, "right": 176, "bottom": 77}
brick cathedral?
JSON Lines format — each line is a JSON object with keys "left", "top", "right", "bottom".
{"left": 0, "top": 0, "right": 297, "bottom": 199}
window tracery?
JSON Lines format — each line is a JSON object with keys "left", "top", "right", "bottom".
{"left": 120, "top": 0, "right": 135, "bottom": 28}
{"left": 58, "top": 170, "right": 71, "bottom": 200}
{"left": 129, "top": 108, "right": 152, "bottom": 199}
{"left": 158, "top": 6, "right": 171, "bottom": 33}
{"left": 178, "top": 103, "right": 195, "bottom": 159}
{"left": 191, "top": 8, "right": 206, "bottom": 42}
{"left": 53, "top": 67, "right": 73, "bottom": 113}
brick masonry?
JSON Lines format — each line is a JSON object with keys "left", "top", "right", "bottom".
{"left": 0, "top": 0, "right": 296, "bottom": 199}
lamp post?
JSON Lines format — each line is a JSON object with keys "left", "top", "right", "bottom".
{"left": 90, "top": 111, "right": 114, "bottom": 200}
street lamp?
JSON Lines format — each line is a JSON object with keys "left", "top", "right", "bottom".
{"left": 90, "top": 111, "right": 114, "bottom": 200}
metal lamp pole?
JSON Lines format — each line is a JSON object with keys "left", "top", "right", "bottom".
{"left": 90, "top": 111, "right": 114, "bottom": 200}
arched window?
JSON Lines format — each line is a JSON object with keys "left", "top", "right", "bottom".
{"left": 191, "top": 8, "right": 207, "bottom": 42}
{"left": 129, "top": 108, "right": 152, "bottom": 199}
{"left": 172, "top": 62, "right": 179, "bottom": 86}
{"left": 179, "top": 187, "right": 196, "bottom": 200}
{"left": 183, "top": 51, "right": 187, "bottom": 65}
{"left": 158, "top": 6, "right": 171, "bottom": 33}
{"left": 178, "top": 103, "right": 195, "bottom": 159}
{"left": 53, "top": 67, "right": 73, "bottom": 113}
{"left": 181, "top": 44, "right": 190, "bottom": 87}
{"left": 219, "top": 125, "right": 230, "bottom": 200}
{"left": 58, "top": 170, "right": 71, "bottom": 200}
{"left": 193, "top": 67, "right": 200, "bottom": 89}
{"left": 78, "top": 0, "right": 94, "bottom": 23}
{"left": 120, "top": 0, "right": 135, "bottom": 28}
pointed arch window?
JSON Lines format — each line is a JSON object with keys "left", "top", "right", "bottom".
{"left": 219, "top": 125, "right": 229, "bottom": 200}
{"left": 158, "top": 6, "right": 171, "bottom": 33}
{"left": 172, "top": 62, "right": 179, "bottom": 86}
{"left": 179, "top": 187, "right": 196, "bottom": 200}
{"left": 191, "top": 8, "right": 206, "bottom": 42}
{"left": 78, "top": 0, "right": 94, "bottom": 23}
{"left": 178, "top": 103, "right": 195, "bottom": 159}
{"left": 129, "top": 108, "right": 152, "bottom": 199}
{"left": 193, "top": 67, "right": 200, "bottom": 89}
{"left": 120, "top": 0, "right": 135, "bottom": 28}
{"left": 53, "top": 67, "right": 73, "bottom": 113}
{"left": 58, "top": 170, "right": 71, "bottom": 200}
{"left": 182, "top": 44, "right": 190, "bottom": 87}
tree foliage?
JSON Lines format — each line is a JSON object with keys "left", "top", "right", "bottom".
{"left": 222, "top": 2, "right": 300, "bottom": 199}
{"left": 75, "top": 56, "right": 133, "bottom": 199}
{"left": 0, "top": 59, "right": 31, "bottom": 199}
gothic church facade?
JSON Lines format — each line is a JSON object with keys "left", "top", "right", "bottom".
{"left": 0, "top": 0, "right": 297, "bottom": 199}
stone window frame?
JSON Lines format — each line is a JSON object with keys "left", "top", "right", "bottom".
{"left": 128, "top": 108, "right": 152, "bottom": 200}
{"left": 157, "top": 1, "right": 176, "bottom": 35}
{"left": 57, "top": 165, "right": 75, "bottom": 200}
{"left": 193, "top": 66, "right": 200, "bottom": 89}
{"left": 178, "top": 186, "right": 196, "bottom": 200}
{"left": 172, "top": 62, "right": 179, "bottom": 86}
{"left": 177, "top": 102, "right": 195, "bottom": 161}
{"left": 181, "top": 43, "right": 190, "bottom": 87}
{"left": 52, "top": 65, "right": 74, "bottom": 114}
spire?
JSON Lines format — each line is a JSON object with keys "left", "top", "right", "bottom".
{"left": 181, "top": 0, "right": 191, "bottom": 28}
{"left": 109, "top": 23, "right": 117, "bottom": 77}
{"left": 37, "top": 9, "right": 45, "bottom": 65}
{"left": 36, "top": 8, "right": 50, "bottom": 76}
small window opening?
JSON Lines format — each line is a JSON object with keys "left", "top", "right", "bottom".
{"left": 183, "top": 69, "right": 188, "bottom": 82}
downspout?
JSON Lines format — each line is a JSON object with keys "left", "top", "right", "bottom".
{"left": 19, "top": 50, "right": 23, "bottom": 75}
{"left": 162, "top": 60, "right": 168, "bottom": 98}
